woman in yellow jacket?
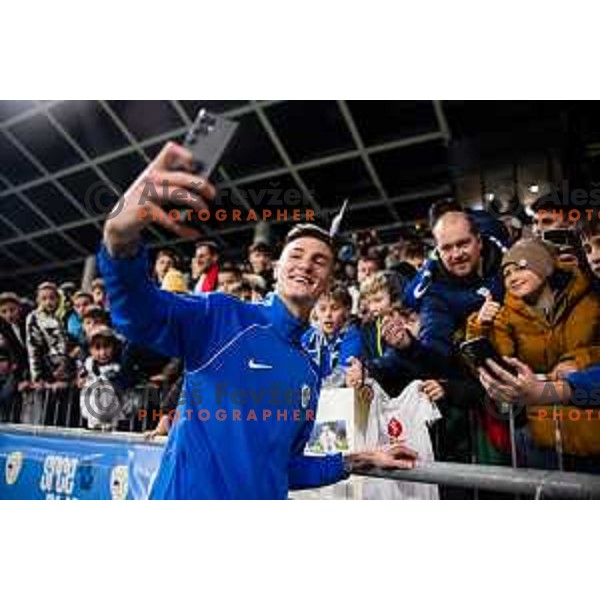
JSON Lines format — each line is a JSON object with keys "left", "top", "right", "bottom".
{"left": 466, "top": 238, "right": 600, "bottom": 468}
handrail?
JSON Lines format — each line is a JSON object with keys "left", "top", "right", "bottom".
{"left": 352, "top": 462, "right": 600, "bottom": 499}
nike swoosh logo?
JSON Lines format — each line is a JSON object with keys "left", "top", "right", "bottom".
{"left": 248, "top": 359, "right": 273, "bottom": 370}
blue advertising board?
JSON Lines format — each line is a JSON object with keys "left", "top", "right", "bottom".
{"left": 0, "top": 425, "right": 165, "bottom": 500}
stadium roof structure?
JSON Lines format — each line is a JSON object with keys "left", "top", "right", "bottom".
{"left": 0, "top": 100, "right": 599, "bottom": 294}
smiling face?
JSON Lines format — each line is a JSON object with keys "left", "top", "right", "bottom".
{"left": 434, "top": 213, "right": 482, "bottom": 278}
{"left": 276, "top": 236, "right": 334, "bottom": 319}
{"left": 503, "top": 264, "right": 544, "bottom": 300}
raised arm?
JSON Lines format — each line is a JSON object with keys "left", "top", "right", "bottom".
{"left": 99, "top": 142, "right": 218, "bottom": 360}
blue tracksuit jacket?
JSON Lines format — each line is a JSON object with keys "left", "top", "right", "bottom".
{"left": 566, "top": 366, "right": 600, "bottom": 398}
{"left": 301, "top": 323, "right": 363, "bottom": 380}
{"left": 98, "top": 244, "right": 347, "bottom": 499}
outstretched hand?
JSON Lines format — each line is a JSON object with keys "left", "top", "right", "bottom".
{"left": 346, "top": 444, "right": 418, "bottom": 471}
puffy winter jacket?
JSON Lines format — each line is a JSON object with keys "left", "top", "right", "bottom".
{"left": 466, "top": 268, "right": 600, "bottom": 373}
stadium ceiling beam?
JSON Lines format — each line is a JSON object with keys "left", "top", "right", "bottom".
{"left": 0, "top": 129, "right": 447, "bottom": 250}
{"left": 0, "top": 123, "right": 103, "bottom": 257}
{"left": 433, "top": 100, "right": 451, "bottom": 144}
{"left": 0, "top": 101, "right": 64, "bottom": 129}
{"left": 0, "top": 121, "right": 101, "bottom": 232}
{"left": 0, "top": 173, "right": 82, "bottom": 263}
{"left": 0, "top": 241, "right": 29, "bottom": 268}
{"left": 168, "top": 99, "right": 251, "bottom": 247}
{"left": 250, "top": 101, "right": 321, "bottom": 214}
{"left": 336, "top": 100, "right": 400, "bottom": 221}
{"left": 0, "top": 185, "right": 450, "bottom": 280}
{"left": 0, "top": 101, "right": 284, "bottom": 200}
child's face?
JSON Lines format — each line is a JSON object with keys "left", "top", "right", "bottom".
{"left": 0, "top": 301, "right": 20, "bottom": 325}
{"left": 37, "top": 289, "right": 59, "bottom": 313}
{"left": 366, "top": 290, "right": 392, "bottom": 319}
{"left": 73, "top": 296, "right": 91, "bottom": 316}
{"left": 503, "top": 264, "right": 544, "bottom": 299}
{"left": 315, "top": 297, "right": 348, "bottom": 336}
{"left": 357, "top": 259, "right": 379, "bottom": 284}
{"left": 92, "top": 287, "right": 105, "bottom": 306}
{"left": 382, "top": 309, "right": 420, "bottom": 349}
{"left": 582, "top": 233, "right": 600, "bottom": 279}
{"left": 84, "top": 317, "right": 104, "bottom": 339}
{"left": 218, "top": 271, "right": 241, "bottom": 293}
{"left": 90, "top": 338, "right": 115, "bottom": 365}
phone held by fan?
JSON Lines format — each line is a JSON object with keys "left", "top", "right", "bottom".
{"left": 460, "top": 337, "right": 519, "bottom": 377}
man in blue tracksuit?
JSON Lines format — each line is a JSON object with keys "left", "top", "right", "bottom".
{"left": 100, "top": 141, "right": 416, "bottom": 499}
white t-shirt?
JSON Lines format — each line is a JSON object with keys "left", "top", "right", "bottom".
{"left": 359, "top": 379, "right": 441, "bottom": 500}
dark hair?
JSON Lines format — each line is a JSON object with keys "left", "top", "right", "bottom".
{"left": 156, "top": 248, "right": 181, "bottom": 269}
{"left": 358, "top": 247, "right": 384, "bottom": 269}
{"left": 220, "top": 262, "right": 243, "bottom": 278}
{"left": 195, "top": 240, "right": 219, "bottom": 254}
{"left": 249, "top": 241, "right": 271, "bottom": 256}
{"left": 319, "top": 285, "right": 352, "bottom": 310}
{"left": 530, "top": 190, "right": 572, "bottom": 213}
{"left": 284, "top": 224, "right": 335, "bottom": 251}
{"left": 401, "top": 240, "right": 427, "bottom": 261}
{"left": 579, "top": 216, "right": 600, "bottom": 238}
{"left": 82, "top": 305, "right": 109, "bottom": 323}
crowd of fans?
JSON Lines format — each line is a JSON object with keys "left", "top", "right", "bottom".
{"left": 1, "top": 191, "right": 600, "bottom": 479}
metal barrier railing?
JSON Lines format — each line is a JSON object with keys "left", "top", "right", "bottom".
{"left": 353, "top": 462, "right": 600, "bottom": 499}
{"left": 3, "top": 385, "right": 165, "bottom": 432}
{"left": 3, "top": 386, "right": 600, "bottom": 499}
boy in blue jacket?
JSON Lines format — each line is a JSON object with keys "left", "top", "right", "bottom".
{"left": 302, "top": 285, "right": 362, "bottom": 387}
{"left": 99, "top": 141, "right": 416, "bottom": 499}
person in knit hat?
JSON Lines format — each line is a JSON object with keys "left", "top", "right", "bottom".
{"left": 466, "top": 237, "right": 600, "bottom": 467}
{"left": 467, "top": 236, "right": 600, "bottom": 372}
{"left": 502, "top": 238, "right": 556, "bottom": 283}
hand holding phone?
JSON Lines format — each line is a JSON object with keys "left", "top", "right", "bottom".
{"left": 177, "top": 109, "right": 239, "bottom": 178}
{"left": 460, "top": 337, "right": 519, "bottom": 377}
{"left": 103, "top": 142, "right": 218, "bottom": 256}
{"left": 167, "top": 108, "right": 239, "bottom": 230}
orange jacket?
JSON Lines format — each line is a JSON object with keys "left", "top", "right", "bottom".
{"left": 466, "top": 268, "right": 600, "bottom": 374}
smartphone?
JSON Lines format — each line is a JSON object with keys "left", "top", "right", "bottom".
{"left": 542, "top": 228, "right": 579, "bottom": 249}
{"left": 180, "top": 108, "right": 239, "bottom": 178}
{"left": 166, "top": 108, "right": 239, "bottom": 230}
{"left": 460, "top": 337, "right": 518, "bottom": 377}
